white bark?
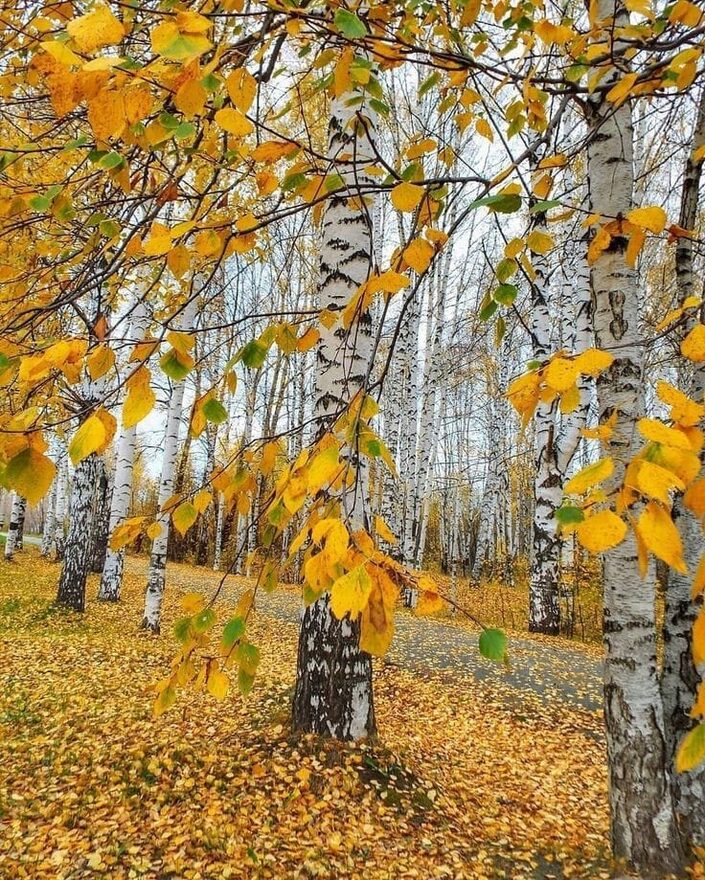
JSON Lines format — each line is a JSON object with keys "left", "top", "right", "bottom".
{"left": 141, "top": 296, "right": 198, "bottom": 633}
{"left": 4, "top": 493, "right": 26, "bottom": 561}
{"left": 293, "top": 90, "right": 378, "bottom": 741}
{"left": 586, "top": 5, "right": 684, "bottom": 871}
{"left": 99, "top": 301, "right": 150, "bottom": 600}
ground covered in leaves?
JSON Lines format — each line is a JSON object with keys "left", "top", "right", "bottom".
{"left": 2, "top": 550, "right": 616, "bottom": 878}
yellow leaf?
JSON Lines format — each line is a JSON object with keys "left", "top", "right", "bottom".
{"left": 415, "top": 590, "right": 447, "bottom": 616}
{"left": 67, "top": 3, "right": 124, "bottom": 53}
{"left": 657, "top": 381, "right": 705, "bottom": 427}
{"left": 391, "top": 181, "right": 424, "bottom": 213}
{"left": 575, "top": 510, "right": 627, "bottom": 553}
{"left": 174, "top": 79, "right": 207, "bottom": 118}
{"left": 307, "top": 444, "right": 340, "bottom": 493}
{"left": 123, "top": 381, "right": 155, "bottom": 428}
{"left": 507, "top": 371, "right": 540, "bottom": 424}
{"left": 5, "top": 448, "right": 56, "bottom": 506}
{"left": 684, "top": 478, "right": 705, "bottom": 518}
{"left": 526, "top": 230, "right": 553, "bottom": 255}
{"left": 371, "top": 270, "right": 410, "bottom": 294}
{"left": 637, "top": 418, "right": 692, "bottom": 449}
{"left": 226, "top": 68, "right": 257, "bottom": 112}
{"left": 193, "top": 490, "right": 213, "bottom": 513}
{"left": 634, "top": 460, "right": 685, "bottom": 504}
{"left": 167, "top": 244, "right": 191, "bottom": 280}
{"left": 544, "top": 357, "right": 580, "bottom": 392}
{"left": 676, "top": 724, "right": 705, "bottom": 774}
{"left": 374, "top": 515, "right": 396, "bottom": 544}
{"left": 626, "top": 205, "right": 667, "bottom": 234}
{"left": 606, "top": 72, "right": 638, "bottom": 105}
{"left": 475, "top": 118, "right": 493, "bottom": 141}
{"left": 565, "top": 458, "right": 614, "bottom": 495}
{"left": 559, "top": 384, "right": 580, "bottom": 414}
{"left": 182, "top": 592, "right": 204, "bottom": 614}
{"left": 69, "top": 415, "right": 106, "bottom": 465}
{"left": 206, "top": 664, "right": 230, "bottom": 700}
{"left": 360, "top": 569, "right": 396, "bottom": 655}
{"left": 146, "top": 522, "right": 162, "bottom": 540}
{"left": 637, "top": 501, "right": 687, "bottom": 574}
{"left": 87, "top": 345, "right": 115, "bottom": 380}
{"left": 250, "top": 140, "right": 297, "bottom": 162}
{"left": 681, "top": 324, "right": 705, "bottom": 362}
{"left": 173, "top": 502, "right": 198, "bottom": 535}
{"left": 403, "top": 238, "right": 434, "bottom": 273}
{"left": 214, "top": 108, "right": 253, "bottom": 137}
{"left": 330, "top": 566, "right": 372, "bottom": 620}
{"left": 87, "top": 90, "right": 125, "bottom": 141}
{"left": 150, "top": 21, "right": 212, "bottom": 61}
{"left": 573, "top": 347, "right": 614, "bottom": 376}
{"left": 587, "top": 226, "right": 611, "bottom": 265}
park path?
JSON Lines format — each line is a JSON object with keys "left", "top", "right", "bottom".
{"left": 127, "top": 557, "right": 604, "bottom": 715}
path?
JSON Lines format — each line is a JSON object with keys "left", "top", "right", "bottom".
{"left": 127, "top": 557, "right": 604, "bottom": 715}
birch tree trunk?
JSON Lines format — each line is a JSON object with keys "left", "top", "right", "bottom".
{"left": 141, "top": 296, "right": 198, "bottom": 633}
{"left": 56, "top": 454, "right": 97, "bottom": 611}
{"left": 292, "top": 92, "right": 377, "bottom": 741}
{"left": 99, "top": 301, "right": 149, "bottom": 601}
{"left": 41, "top": 480, "right": 57, "bottom": 557}
{"left": 586, "top": 4, "right": 684, "bottom": 870}
{"left": 4, "top": 493, "right": 26, "bottom": 561}
{"left": 53, "top": 452, "right": 68, "bottom": 561}
{"left": 528, "top": 198, "right": 561, "bottom": 634}
{"left": 90, "top": 459, "right": 111, "bottom": 573}
{"left": 661, "top": 82, "right": 705, "bottom": 847}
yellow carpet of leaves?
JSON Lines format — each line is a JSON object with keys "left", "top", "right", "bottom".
{"left": 0, "top": 550, "right": 614, "bottom": 879}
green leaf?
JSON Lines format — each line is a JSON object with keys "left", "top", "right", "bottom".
{"left": 160, "top": 348, "right": 193, "bottom": 380}
{"left": 478, "top": 628, "right": 508, "bottom": 662}
{"left": 238, "top": 340, "right": 267, "bottom": 369}
{"left": 238, "top": 669, "right": 255, "bottom": 695}
{"left": 479, "top": 299, "right": 498, "bottom": 321}
{"left": 493, "top": 283, "right": 518, "bottom": 305}
{"left": 556, "top": 505, "right": 585, "bottom": 525}
{"left": 222, "top": 616, "right": 245, "bottom": 649}
{"left": 174, "top": 617, "right": 192, "bottom": 643}
{"left": 496, "top": 258, "right": 517, "bottom": 283}
{"left": 203, "top": 398, "right": 228, "bottom": 424}
{"left": 193, "top": 607, "right": 216, "bottom": 634}
{"left": 334, "top": 8, "right": 367, "bottom": 38}
{"left": 469, "top": 193, "right": 522, "bottom": 214}
{"left": 530, "top": 199, "right": 561, "bottom": 214}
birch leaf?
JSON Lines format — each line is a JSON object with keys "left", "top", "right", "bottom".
{"left": 635, "top": 460, "right": 685, "bottom": 504}
{"left": 67, "top": 3, "right": 125, "bottom": 53}
{"left": 173, "top": 502, "right": 198, "bottom": 535}
{"left": 330, "top": 566, "right": 372, "bottom": 620}
{"left": 626, "top": 206, "right": 667, "bottom": 234}
{"left": 403, "top": 238, "right": 434, "bottom": 273}
{"left": 87, "top": 345, "right": 115, "bottom": 380}
{"left": 637, "top": 502, "right": 687, "bottom": 574}
{"left": 391, "top": 182, "right": 424, "bottom": 212}
{"left": 4, "top": 448, "right": 56, "bottom": 505}
{"left": 575, "top": 510, "right": 627, "bottom": 553}
{"left": 676, "top": 724, "right": 705, "bottom": 773}
{"left": 564, "top": 458, "right": 613, "bottom": 495}
{"left": 214, "top": 108, "right": 254, "bottom": 137}
{"left": 123, "top": 383, "right": 156, "bottom": 428}
{"left": 69, "top": 415, "right": 106, "bottom": 465}
{"left": 692, "top": 554, "right": 705, "bottom": 600}
{"left": 681, "top": 324, "right": 705, "bottom": 362}
{"left": 206, "top": 665, "right": 230, "bottom": 700}
{"left": 637, "top": 418, "right": 691, "bottom": 449}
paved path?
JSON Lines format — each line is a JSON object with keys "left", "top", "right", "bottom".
{"left": 127, "top": 558, "right": 604, "bottom": 714}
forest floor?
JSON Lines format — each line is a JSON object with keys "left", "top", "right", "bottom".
{"left": 0, "top": 549, "right": 667, "bottom": 879}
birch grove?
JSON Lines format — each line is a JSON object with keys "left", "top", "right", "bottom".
{"left": 2, "top": 0, "right": 705, "bottom": 875}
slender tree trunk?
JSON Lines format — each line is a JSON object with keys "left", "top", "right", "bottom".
{"left": 141, "top": 296, "right": 198, "bottom": 633}
{"left": 586, "top": 4, "right": 684, "bottom": 871}
{"left": 4, "top": 493, "right": 26, "bottom": 561}
{"left": 292, "top": 91, "right": 377, "bottom": 741}
{"left": 99, "top": 301, "right": 149, "bottom": 600}
{"left": 56, "top": 455, "right": 98, "bottom": 611}
{"left": 661, "top": 83, "right": 705, "bottom": 847}
{"left": 41, "top": 479, "right": 57, "bottom": 557}
{"left": 90, "top": 459, "right": 111, "bottom": 573}
{"left": 53, "top": 453, "right": 68, "bottom": 561}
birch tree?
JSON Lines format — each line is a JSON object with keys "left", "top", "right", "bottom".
{"left": 586, "top": 1, "right": 684, "bottom": 870}
{"left": 292, "top": 91, "right": 378, "bottom": 741}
